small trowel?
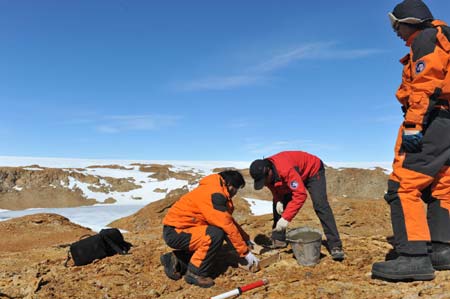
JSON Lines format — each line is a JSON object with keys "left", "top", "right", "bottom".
{"left": 239, "top": 251, "right": 281, "bottom": 273}
{"left": 257, "top": 251, "right": 281, "bottom": 270}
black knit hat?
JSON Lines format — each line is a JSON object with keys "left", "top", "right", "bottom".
{"left": 389, "top": 0, "right": 433, "bottom": 25}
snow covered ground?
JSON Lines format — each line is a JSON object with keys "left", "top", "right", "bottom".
{"left": 0, "top": 156, "right": 391, "bottom": 231}
{"left": 243, "top": 198, "right": 273, "bottom": 216}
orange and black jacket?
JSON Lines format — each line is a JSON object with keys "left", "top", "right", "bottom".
{"left": 163, "top": 173, "right": 249, "bottom": 257}
{"left": 397, "top": 20, "right": 450, "bottom": 131}
{"left": 267, "top": 151, "right": 322, "bottom": 222}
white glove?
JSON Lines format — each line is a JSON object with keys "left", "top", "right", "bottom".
{"left": 274, "top": 217, "right": 289, "bottom": 232}
{"left": 244, "top": 252, "right": 260, "bottom": 267}
{"left": 276, "top": 201, "right": 284, "bottom": 215}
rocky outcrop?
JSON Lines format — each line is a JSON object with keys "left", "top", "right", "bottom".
{"left": 0, "top": 167, "right": 142, "bottom": 210}
{"left": 325, "top": 166, "right": 388, "bottom": 200}
{"left": 135, "top": 163, "right": 202, "bottom": 183}
{"left": 0, "top": 168, "right": 94, "bottom": 210}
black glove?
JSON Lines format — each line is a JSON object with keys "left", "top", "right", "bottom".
{"left": 402, "top": 130, "right": 423, "bottom": 153}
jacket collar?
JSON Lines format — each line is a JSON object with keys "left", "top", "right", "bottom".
{"left": 432, "top": 20, "right": 448, "bottom": 27}
{"left": 218, "top": 175, "right": 230, "bottom": 199}
{"left": 406, "top": 30, "right": 421, "bottom": 46}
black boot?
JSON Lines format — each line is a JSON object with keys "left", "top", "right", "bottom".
{"left": 431, "top": 242, "right": 450, "bottom": 270}
{"left": 160, "top": 252, "right": 182, "bottom": 280}
{"left": 173, "top": 250, "right": 191, "bottom": 274}
{"left": 372, "top": 255, "right": 435, "bottom": 281}
{"left": 330, "top": 247, "right": 345, "bottom": 261}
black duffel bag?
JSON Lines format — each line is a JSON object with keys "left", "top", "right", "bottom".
{"left": 65, "top": 228, "right": 132, "bottom": 266}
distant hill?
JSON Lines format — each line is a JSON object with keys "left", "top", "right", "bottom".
{"left": 0, "top": 163, "right": 388, "bottom": 210}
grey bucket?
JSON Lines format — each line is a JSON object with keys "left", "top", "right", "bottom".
{"left": 286, "top": 227, "right": 322, "bottom": 266}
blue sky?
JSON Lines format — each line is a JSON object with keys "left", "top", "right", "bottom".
{"left": 1, "top": 0, "right": 449, "bottom": 163}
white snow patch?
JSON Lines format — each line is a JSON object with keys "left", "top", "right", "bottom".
{"left": 243, "top": 197, "right": 273, "bottom": 216}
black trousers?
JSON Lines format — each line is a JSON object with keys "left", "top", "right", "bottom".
{"left": 272, "top": 163, "right": 343, "bottom": 249}
{"left": 162, "top": 225, "right": 225, "bottom": 277}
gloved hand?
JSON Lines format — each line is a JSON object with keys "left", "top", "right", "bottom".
{"left": 276, "top": 201, "right": 284, "bottom": 215}
{"left": 274, "top": 217, "right": 289, "bottom": 232}
{"left": 402, "top": 130, "right": 423, "bottom": 153}
{"left": 244, "top": 252, "right": 260, "bottom": 267}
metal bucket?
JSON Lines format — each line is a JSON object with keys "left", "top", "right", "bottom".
{"left": 286, "top": 227, "right": 322, "bottom": 266}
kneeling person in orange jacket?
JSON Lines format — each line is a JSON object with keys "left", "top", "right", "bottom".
{"left": 161, "top": 170, "right": 258, "bottom": 288}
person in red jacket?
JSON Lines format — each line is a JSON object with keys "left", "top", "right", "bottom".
{"left": 249, "top": 151, "right": 344, "bottom": 261}
{"left": 371, "top": 0, "right": 450, "bottom": 282}
{"left": 161, "top": 170, "right": 259, "bottom": 288}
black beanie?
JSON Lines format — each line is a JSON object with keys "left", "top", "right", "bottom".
{"left": 392, "top": 0, "right": 434, "bottom": 22}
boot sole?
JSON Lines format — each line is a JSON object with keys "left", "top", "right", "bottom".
{"left": 433, "top": 264, "right": 450, "bottom": 271}
{"left": 184, "top": 275, "right": 214, "bottom": 288}
{"left": 332, "top": 255, "right": 345, "bottom": 261}
{"left": 372, "top": 270, "right": 435, "bottom": 281}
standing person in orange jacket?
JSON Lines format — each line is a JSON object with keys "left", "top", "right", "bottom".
{"left": 161, "top": 170, "right": 259, "bottom": 288}
{"left": 371, "top": 0, "right": 450, "bottom": 282}
{"left": 249, "top": 151, "right": 344, "bottom": 261}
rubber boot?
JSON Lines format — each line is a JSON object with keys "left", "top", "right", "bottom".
{"left": 431, "top": 242, "right": 450, "bottom": 270}
{"left": 371, "top": 255, "right": 435, "bottom": 281}
{"left": 184, "top": 270, "right": 215, "bottom": 288}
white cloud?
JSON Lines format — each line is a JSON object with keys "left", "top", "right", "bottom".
{"left": 179, "top": 75, "right": 266, "bottom": 91}
{"left": 253, "top": 42, "right": 383, "bottom": 72}
{"left": 96, "top": 125, "right": 120, "bottom": 133}
{"left": 251, "top": 42, "right": 335, "bottom": 73}
{"left": 180, "top": 42, "right": 382, "bottom": 91}
{"left": 226, "top": 118, "right": 251, "bottom": 129}
{"left": 95, "top": 115, "right": 180, "bottom": 133}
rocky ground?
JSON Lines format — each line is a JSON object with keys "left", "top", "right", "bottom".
{"left": 1, "top": 165, "right": 450, "bottom": 299}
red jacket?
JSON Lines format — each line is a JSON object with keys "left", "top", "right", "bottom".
{"left": 267, "top": 151, "right": 322, "bottom": 222}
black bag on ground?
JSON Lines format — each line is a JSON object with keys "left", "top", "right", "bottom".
{"left": 67, "top": 228, "right": 132, "bottom": 266}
